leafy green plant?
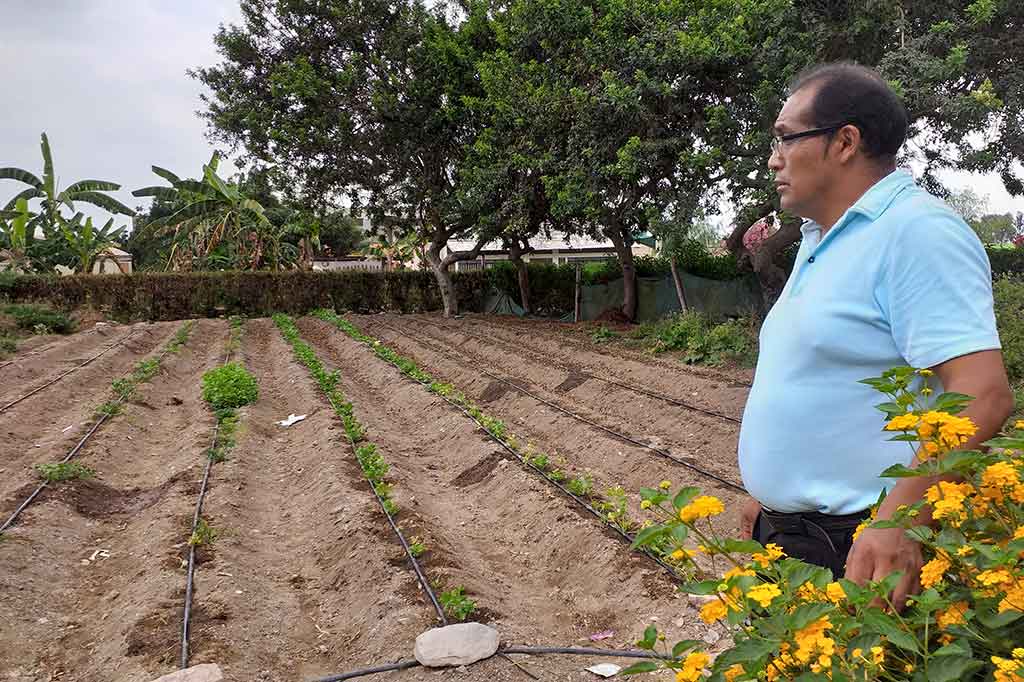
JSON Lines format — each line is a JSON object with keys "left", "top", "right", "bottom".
{"left": 201, "top": 362, "right": 259, "bottom": 409}
{"left": 188, "top": 518, "right": 217, "bottom": 547}
{"left": 567, "top": 472, "right": 594, "bottom": 497}
{"left": 3, "top": 303, "right": 75, "bottom": 334}
{"left": 95, "top": 401, "right": 123, "bottom": 417}
{"left": 409, "top": 538, "right": 426, "bottom": 557}
{"left": 591, "top": 325, "right": 620, "bottom": 343}
{"left": 35, "top": 461, "right": 95, "bottom": 483}
{"left": 439, "top": 586, "right": 477, "bottom": 622}
{"left": 597, "top": 486, "right": 635, "bottom": 533}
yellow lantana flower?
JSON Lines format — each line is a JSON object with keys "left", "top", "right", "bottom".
{"left": 679, "top": 495, "right": 725, "bottom": 523}
{"left": 920, "top": 555, "right": 951, "bottom": 589}
{"left": 936, "top": 601, "right": 968, "bottom": 630}
{"left": 825, "top": 582, "right": 846, "bottom": 604}
{"left": 675, "top": 652, "right": 710, "bottom": 682}
{"left": 723, "top": 664, "right": 745, "bottom": 682}
{"left": 983, "top": 461, "right": 1021, "bottom": 489}
{"left": 885, "top": 413, "right": 919, "bottom": 431}
{"left": 700, "top": 598, "right": 729, "bottom": 624}
{"left": 752, "top": 543, "right": 785, "bottom": 567}
{"left": 746, "top": 583, "right": 782, "bottom": 608}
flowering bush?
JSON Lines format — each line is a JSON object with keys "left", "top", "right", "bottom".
{"left": 629, "top": 366, "right": 1024, "bottom": 681}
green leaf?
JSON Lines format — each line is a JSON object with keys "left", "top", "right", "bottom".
{"left": 71, "top": 191, "right": 135, "bottom": 216}
{"left": 977, "top": 607, "right": 1023, "bottom": 628}
{"left": 722, "top": 539, "right": 763, "bottom": 553}
{"left": 672, "top": 486, "right": 700, "bottom": 510}
{"left": 131, "top": 186, "right": 178, "bottom": 200}
{"left": 637, "top": 624, "right": 658, "bottom": 650}
{"left": 714, "top": 638, "right": 777, "bottom": 667}
{"left": 0, "top": 167, "right": 44, "bottom": 189}
{"left": 671, "top": 640, "right": 702, "bottom": 658}
{"left": 620, "top": 661, "right": 659, "bottom": 675}
{"left": 40, "top": 133, "right": 54, "bottom": 197}
{"left": 683, "top": 579, "right": 721, "bottom": 595}
{"left": 924, "top": 655, "right": 983, "bottom": 682}
{"left": 984, "top": 436, "right": 1024, "bottom": 449}
{"left": 151, "top": 165, "right": 181, "bottom": 185}
{"left": 932, "top": 639, "right": 971, "bottom": 657}
{"left": 874, "top": 401, "right": 906, "bottom": 416}
{"left": 861, "top": 610, "right": 920, "bottom": 653}
{"left": 879, "top": 463, "right": 925, "bottom": 478}
{"left": 2, "top": 187, "right": 44, "bottom": 211}
{"left": 631, "top": 524, "right": 669, "bottom": 549}
{"left": 64, "top": 179, "right": 120, "bottom": 194}
{"left": 930, "top": 392, "right": 974, "bottom": 414}
{"left": 787, "top": 603, "right": 834, "bottom": 630}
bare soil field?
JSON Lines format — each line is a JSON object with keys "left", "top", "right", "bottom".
{"left": 1, "top": 313, "right": 751, "bottom": 682}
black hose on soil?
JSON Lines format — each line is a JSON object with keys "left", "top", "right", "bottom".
{"left": 309, "top": 645, "right": 668, "bottom": 682}
{"left": 376, "top": 322, "right": 746, "bottom": 494}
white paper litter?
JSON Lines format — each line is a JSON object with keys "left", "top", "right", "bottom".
{"left": 586, "top": 664, "right": 621, "bottom": 678}
{"left": 276, "top": 414, "right": 307, "bottom": 427}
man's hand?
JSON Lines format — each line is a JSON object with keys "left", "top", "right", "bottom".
{"left": 740, "top": 497, "right": 761, "bottom": 540}
{"left": 844, "top": 525, "right": 922, "bottom": 611}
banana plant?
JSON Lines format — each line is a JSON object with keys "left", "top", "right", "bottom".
{"left": 0, "top": 133, "right": 135, "bottom": 234}
{"left": 0, "top": 197, "right": 33, "bottom": 272}
{"left": 133, "top": 154, "right": 276, "bottom": 270}
{"left": 59, "top": 213, "right": 127, "bottom": 274}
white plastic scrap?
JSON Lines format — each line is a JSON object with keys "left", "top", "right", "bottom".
{"left": 586, "top": 663, "right": 621, "bottom": 678}
{"left": 276, "top": 414, "right": 307, "bottom": 427}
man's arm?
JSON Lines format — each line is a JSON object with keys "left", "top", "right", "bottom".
{"left": 845, "top": 349, "right": 1015, "bottom": 609}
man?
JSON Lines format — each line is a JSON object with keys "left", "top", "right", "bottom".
{"left": 738, "top": 62, "right": 1015, "bottom": 609}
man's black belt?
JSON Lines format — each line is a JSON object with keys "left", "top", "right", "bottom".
{"left": 759, "top": 507, "right": 869, "bottom": 555}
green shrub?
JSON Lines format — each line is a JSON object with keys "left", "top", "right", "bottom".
{"left": 987, "top": 245, "right": 1024, "bottom": 278}
{"left": 201, "top": 362, "right": 259, "bottom": 409}
{"left": 3, "top": 303, "right": 75, "bottom": 334}
{"left": 993, "top": 276, "right": 1024, "bottom": 384}
{"left": 439, "top": 586, "right": 476, "bottom": 621}
{"left": 635, "top": 312, "right": 757, "bottom": 366}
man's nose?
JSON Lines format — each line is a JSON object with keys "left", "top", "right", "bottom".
{"left": 768, "top": 146, "right": 783, "bottom": 172}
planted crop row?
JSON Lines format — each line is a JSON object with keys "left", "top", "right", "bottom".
{"left": 272, "top": 313, "right": 474, "bottom": 622}
{"left": 311, "top": 309, "right": 688, "bottom": 573}
{"left": 2, "top": 321, "right": 195, "bottom": 534}
{"left": 182, "top": 320, "right": 258, "bottom": 668}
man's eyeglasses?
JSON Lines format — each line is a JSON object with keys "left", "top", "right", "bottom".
{"left": 770, "top": 124, "right": 845, "bottom": 155}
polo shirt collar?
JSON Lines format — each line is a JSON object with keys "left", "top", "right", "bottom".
{"left": 800, "top": 169, "right": 915, "bottom": 238}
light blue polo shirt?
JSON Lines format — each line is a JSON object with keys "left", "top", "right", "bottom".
{"left": 738, "top": 169, "right": 1001, "bottom": 515}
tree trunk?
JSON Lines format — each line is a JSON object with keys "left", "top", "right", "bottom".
{"left": 669, "top": 257, "right": 688, "bottom": 312}
{"left": 606, "top": 225, "right": 637, "bottom": 321}
{"left": 508, "top": 240, "right": 531, "bottom": 314}
{"left": 749, "top": 215, "right": 803, "bottom": 310}
{"left": 424, "top": 244, "right": 458, "bottom": 317}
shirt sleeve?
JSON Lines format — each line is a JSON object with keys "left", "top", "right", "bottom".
{"left": 882, "top": 202, "right": 1001, "bottom": 369}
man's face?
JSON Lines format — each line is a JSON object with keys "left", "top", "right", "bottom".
{"left": 768, "top": 87, "right": 835, "bottom": 218}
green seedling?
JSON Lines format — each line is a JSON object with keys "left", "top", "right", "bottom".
{"left": 439, "top": 586, "right": 476, "bottom": 622}
{"left": 36, "top": 461, "right": 95, "bottom": 483}
{"left": 188, "top": 518, "right": 217, "bottom": 547}
{"left": 409, "top": 537, "right": 426, "bottom": 558}
{"left": 95, "top": 400, "right": 123, "bottom": 417}
{"left": 201, "top": 362, "right": 258, "bottom": 409}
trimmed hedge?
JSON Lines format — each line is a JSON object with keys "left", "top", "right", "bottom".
{"left": 988, "top": 246, "right": 1024, "bottom": 278}
{"left": 0, "top": 270, "right": 489, "bottom": 321}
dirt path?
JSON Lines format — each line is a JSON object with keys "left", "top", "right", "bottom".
{"left": 0, "top": 324, "right": 122, "bottom": 386}
{"left": 297, "top": 317, "right": 725, "bottom": 680}
{"left": 344, "top": 317, "right": 747, "bottom": 531}
{"left": 0, "top": 318, "right": 225, "bottom": 681}
{"left": 0, "top": 321, "right": 182, "bottom": 499}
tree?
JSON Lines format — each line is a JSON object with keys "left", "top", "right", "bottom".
{"left": 481, "top": 0, "right": 789, "bottom": 320}
{"left": 132, "top": 155, "right": 281, "bottom": 270}
{"left": 193, "top": 0, "right": 500, "bottom": 316}
{"left": 59, "top": 214, "right": 127, "bottom": 274}
{"left": 972, "top": 213, "right": 1018, "bottom": 245}
{"left": 0, "top": 133, "right": 135, "bottom": 234}
{"left": 717, "top": 2, "right": 1024, "bottom": 306}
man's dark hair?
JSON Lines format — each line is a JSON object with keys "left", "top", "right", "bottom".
{"left": 788, "top": 62, "right": 908, "bottom": 161}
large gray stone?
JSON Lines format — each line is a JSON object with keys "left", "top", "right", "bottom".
{"left": 414, "top": 623, "right": 500, "bottom": 667}
{"left": 148, "top": 664, "right": 224, "bottom": 682}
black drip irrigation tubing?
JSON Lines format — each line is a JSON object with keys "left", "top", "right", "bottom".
{"left": 310, "top": 645, "right": 668, "bottom": 682}
{"left": 424, "top": 318, "right": 744, "bottom": 424}
{"left": 332, "top": 391, "right": 449, "bottom": 625}
{"left": 376, "top": 322, "right": 746, "bottom": 495}
{"left": 337, "top": 322, "right": 687, "bottom": 583}
{"left": 0, "top": 329, "right": 140, "bottom": 413}
{"left": 0, "top": 328, "right": 186, "bottom": 536}
{"left": 180, "top": 340, "right": 234, "bottom": 669}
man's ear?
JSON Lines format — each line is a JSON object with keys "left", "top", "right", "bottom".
{"left": 830, "top": 124, "right": 862, "bottom": 164}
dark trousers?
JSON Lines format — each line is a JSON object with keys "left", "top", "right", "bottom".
{"left": 753, "top": 508, "right": 870, "bottom": 578}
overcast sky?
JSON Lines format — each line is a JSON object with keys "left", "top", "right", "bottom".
{"left": 1, "top": 1, "right": 1022, "bottom": 233}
